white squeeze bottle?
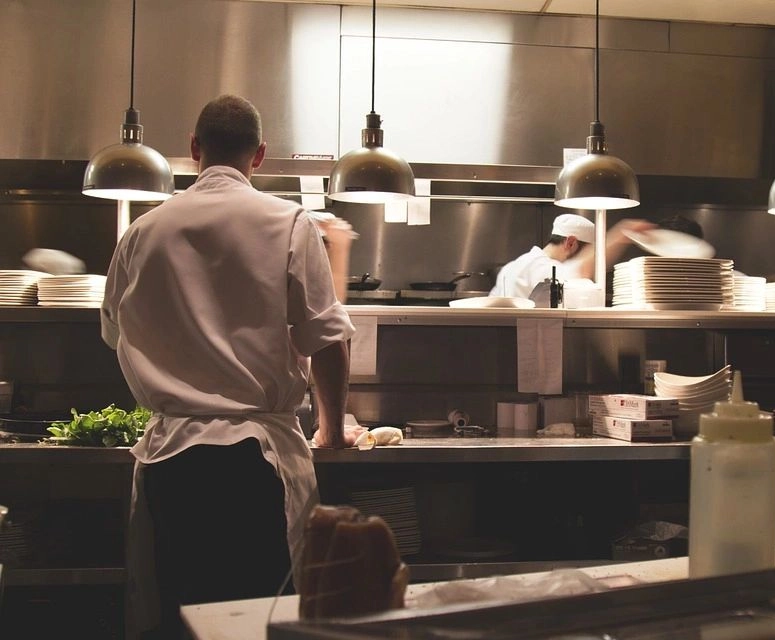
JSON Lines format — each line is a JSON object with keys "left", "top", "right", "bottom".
{"left": 688, "top": 370, "right": 775, "bottom": 578}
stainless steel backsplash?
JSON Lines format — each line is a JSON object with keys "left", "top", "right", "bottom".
{"left": 2, "top": 1, "right": 774, "bottom": 176}
{"left": 1, "top": 1, "right": 775, "bottom": 420}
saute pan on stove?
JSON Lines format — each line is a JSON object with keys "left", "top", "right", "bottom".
{"left": 348, "top": 273, "right": 382, "bottom": 291}
{"left": 409, "top": 272, "right": 474, "bottom": 291}
{"left": 0, "top": 413, "right": 68, "bottom": 442}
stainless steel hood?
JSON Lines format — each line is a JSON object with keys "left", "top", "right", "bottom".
{"left": 2, "top": 1, "right": 774, "bottom": 182}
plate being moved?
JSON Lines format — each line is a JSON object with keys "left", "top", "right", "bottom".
{"left": 449, "top": 296, "right": 535, "bottom": 309}
{"left": 623, "top": 229, "right": 716, "bottom": 259}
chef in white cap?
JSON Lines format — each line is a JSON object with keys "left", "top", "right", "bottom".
{"left": 490, "top": 213, "right": 653, "bottom": 299}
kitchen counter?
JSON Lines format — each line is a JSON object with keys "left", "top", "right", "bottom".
{"left": 0, "top": 437, "right": 689, "bottom": 464}
{"left": 180, "top": 556, "right": 690, "bottom": 640}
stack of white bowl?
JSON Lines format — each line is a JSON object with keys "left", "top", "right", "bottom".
{"left": 653, "top": 365, "right": 732, "bottom": 438}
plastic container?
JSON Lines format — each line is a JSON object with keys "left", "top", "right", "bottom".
{"left": 688, "top": 370, "right": 775, "bottom": 578}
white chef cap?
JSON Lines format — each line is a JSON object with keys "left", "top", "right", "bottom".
{"left": 551, "top": 213, "right": 595, "bottom": 244}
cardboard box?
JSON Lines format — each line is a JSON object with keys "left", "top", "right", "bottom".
{"left": 588, "top": 393, "right": 679, "bottom": 419}
{"left": 592, "top": 415, "right": 673, "bottom": 442}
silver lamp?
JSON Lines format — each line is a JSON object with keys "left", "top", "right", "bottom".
{"left": 82, "top": 0, "right": 174, "bottom": 202}
{"left": 554, "top": 0, "right": 639, "bottom": 210}
{"left": 328, "top": 0, "right": 415, "bottom": 203}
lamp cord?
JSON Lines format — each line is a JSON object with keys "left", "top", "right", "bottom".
{"left": 594, "top": 0, "right": 599, "bottom": 123}
{"left": 370, "top": 0, "right": 376, "bottom": 115}
{"left": 130, "top": 0, "right": 136, "bottom": 110}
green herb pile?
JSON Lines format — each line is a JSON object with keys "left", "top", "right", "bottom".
{"left": 46, "top": 404, "right": 152, "bottom": 447}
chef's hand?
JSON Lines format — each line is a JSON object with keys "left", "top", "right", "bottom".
{"left": 607, "top": 218, "right": 657, "bottom": 249}
{"left": 312, "top": 423, "right": 367, "bottom": 448}
{"left": 317, "top": 217, "right": 357, "bottom": 251}
{"left": 315, "top": 217, "right": 357, "bottom": 303}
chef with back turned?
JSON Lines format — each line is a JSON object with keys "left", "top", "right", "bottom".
{"left": 490, "top": 212, "right": 653, "bottom": 300}
{"left": 100, "top": 94, "right": 365, "bottom": 638}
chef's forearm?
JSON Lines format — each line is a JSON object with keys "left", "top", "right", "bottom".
{"left": 310, "top": 340, "right": 350, "bottom": 447}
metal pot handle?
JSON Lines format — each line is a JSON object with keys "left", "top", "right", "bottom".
{"left": 450, "top": 271, "right": 485, "bottom": 284}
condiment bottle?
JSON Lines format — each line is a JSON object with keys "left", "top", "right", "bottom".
{"left": 688, "top": 370, "right": 775, "bottom": 578}
{"left": 549, "top": 266, "right": 562, "bottom": 309}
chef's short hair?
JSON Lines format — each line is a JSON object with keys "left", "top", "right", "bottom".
{"left": 194, "top": 95, "right": 262, "bottom": 163}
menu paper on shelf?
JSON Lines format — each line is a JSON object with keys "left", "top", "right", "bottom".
{"left": 300, "top": 176, "right": 326, "bottom": 211}
{"left": 350, "top": 315, "right": 378, "bottom": 376}
{"left": 407, "top": 197, "right": 431, "bottom": 226}
{"left": 414, "top": 179, "right": 431, "bottom": 197}
{"left": 384, "top": 200, "right": 408, "bottom": 223}
{"left": 301, "top": 194, "right": 326, "bottom": 211}
{"left": 517, "top": 318, "right": 563, "bottom": 394}
{"left": 299, "top": 175, "right": 325, "bottom": 194}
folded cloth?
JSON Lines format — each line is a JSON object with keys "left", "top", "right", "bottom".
{"left": 354, "top": 426, "right": 403, "bottom": 449}
{"left": 538, "top": 422, "right": 576, "bottom": 437}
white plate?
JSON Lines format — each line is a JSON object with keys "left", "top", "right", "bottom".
{"left": 449, "top": 296, "right": 535, "bottom": 309}
{"left": 624, "top": 230, "right": 716, "bottom": 256}
{"left": 654, "top": 367, "right": 731, "bottom": 387}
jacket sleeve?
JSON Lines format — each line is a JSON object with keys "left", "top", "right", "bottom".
{"left": 286, "top": 213, "right": 355, "bottom": 357}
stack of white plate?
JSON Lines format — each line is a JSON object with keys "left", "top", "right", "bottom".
{"left": 350, "top": 486, "right": 421, "bottom": 557}
{"left": 36, "top": 274, "right": 107, "bottom": 308}
{"left": 765, "top": 282, "right": 775, "bottom": 311}
{"left": 612, "top": 257, "right": 734, "bottom": 311}
{"left": 724, "top": 273, "right": 766, "bottom": 311}
{"left": 653, "top": 365, "right": 732, "bottom": 437}
{"left": 0, "top": 270, "right": 47, "bottom": 306}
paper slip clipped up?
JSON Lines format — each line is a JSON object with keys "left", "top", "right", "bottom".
{"left": 517, "top": 318, "right": 563, "bottom": 395}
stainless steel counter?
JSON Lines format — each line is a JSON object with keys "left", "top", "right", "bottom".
{"left": 1, "top": 305, "right": 774, "bottom": 329}
{"left": 0, "top": 437, "right": 690, "bottom": 464}
{"left": 311, "top": 437, "right": 690, "bottom": 463}
{"left": 346, "top": 306, "right": 775, "bottom": 329}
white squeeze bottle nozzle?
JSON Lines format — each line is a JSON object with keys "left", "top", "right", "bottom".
{"left": 688, "top": 370, "right": 775, "bottom": 578}
{"left": 700, "top": 370, "right": 772, "bottom": 442}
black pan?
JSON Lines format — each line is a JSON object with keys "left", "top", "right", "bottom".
{"left": 410, "top": 272, "right": 473, "bottom": 291}
{"left": 348, "top": 273, "right": 382, "bottom": 291}
{"left": 0, "top": 412, "right": 68, "bottom": 441}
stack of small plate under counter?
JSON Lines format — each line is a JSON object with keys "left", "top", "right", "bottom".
{"left": 612, "top": 257, "right": 734, "bottom": 311}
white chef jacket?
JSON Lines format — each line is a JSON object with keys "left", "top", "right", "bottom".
{"left": 101, "top": 165, "right": 355, "bottom": 598}
{"left": 490, "top": 246, "right": 583, "bottom": 299}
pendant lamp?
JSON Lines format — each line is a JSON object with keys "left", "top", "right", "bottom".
{"left": 82, "top": 0, "right": 174, "bottom": 202}
{"left": 554, "top": 0, "right": 639, "bottom": 210}
{"left": 327, "top": 0, "right": 415, "bottom": 203}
